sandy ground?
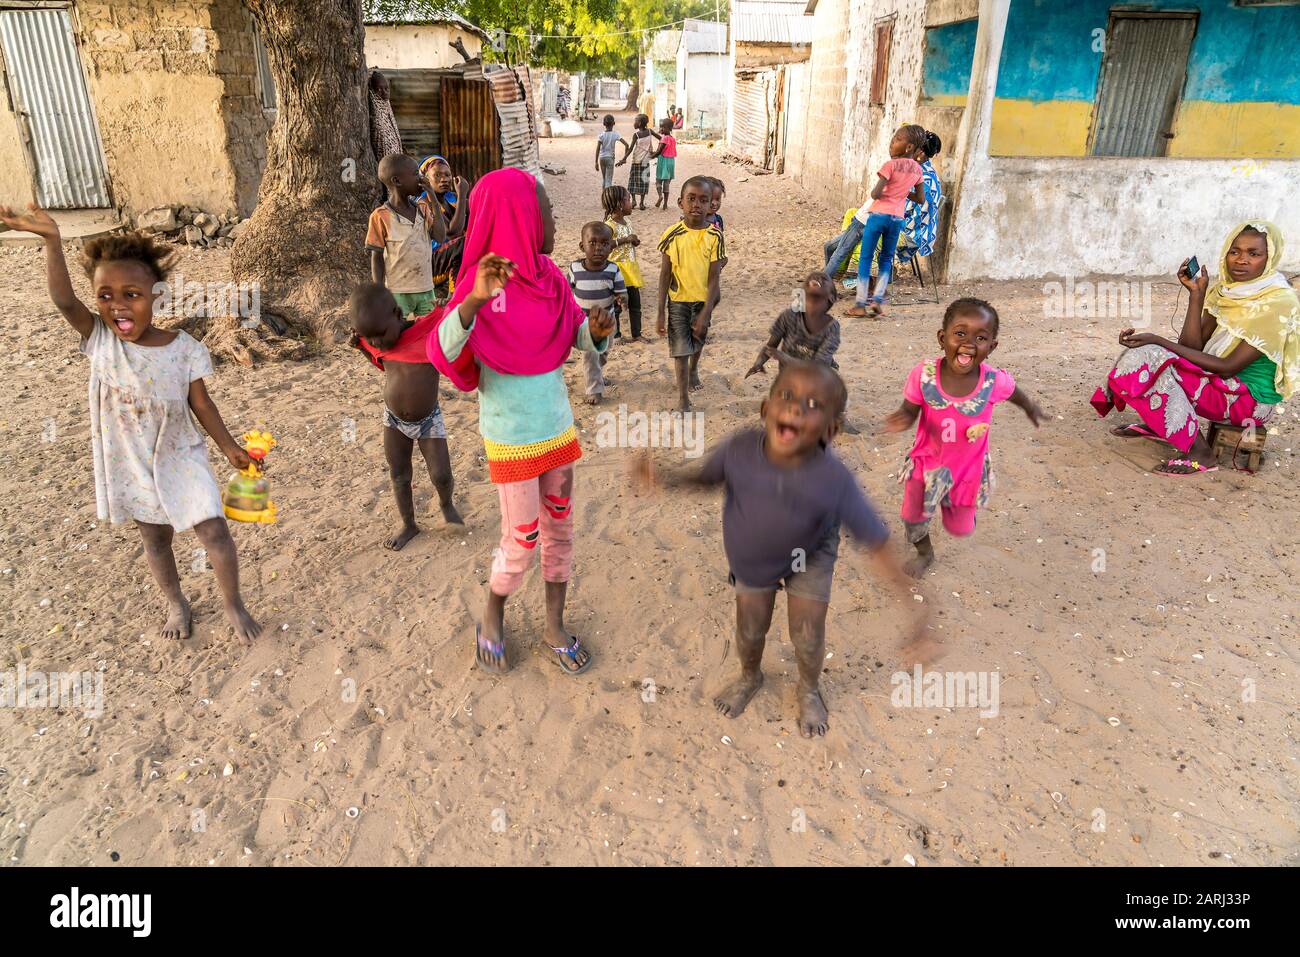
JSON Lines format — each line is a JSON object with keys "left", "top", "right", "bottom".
{"left": 2, "top": 113, "right": 1297, "bottom": 867}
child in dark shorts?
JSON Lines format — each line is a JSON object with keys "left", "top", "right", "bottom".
{"left": 633, "top": 361, "right": 932, "bottom": 738}
{"left": 350, "top": 283, "right": 463, "bottom": 551}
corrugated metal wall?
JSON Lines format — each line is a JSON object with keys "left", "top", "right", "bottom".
{"left": 731, "top": 70, "right": 772, "bottom": 166}
{"left": 0, "top": 8, "right": 110, "bottom": 208}
{"left": 440, "top": 74, "right": 500, "bottom": 183}
{"left": 1090, "top": 14, "right": 1197, "bottom": 158}
{"left": 388, "top": 69, "right": 443, "bottom": 160}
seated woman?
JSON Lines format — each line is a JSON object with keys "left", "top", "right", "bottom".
{"left": 1091, "top": 221, "right": 1298, "bottom": 475}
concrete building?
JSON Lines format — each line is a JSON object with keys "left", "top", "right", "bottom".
{"left": 794, "top": 0, "right": 1300, "bottom": 280}
{"left": 645, "top": 29, "right": 682, "bottom": 120}
{"left": 0, "top": 0, "right": 273, "bottom": 221}
{"left": 726, "top": 0, "right": 814, "bottom": 172}
{"left": 363, "top": 6, "right": 487, "bottom": 71}
{"left": 675, "top": 19, "right": 729, "bottom": 136}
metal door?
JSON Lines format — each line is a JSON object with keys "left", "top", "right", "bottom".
{"left": 0, "top": 8, "right": 111, "bottom": 207}
{"left": 1090, "top": 13, "right": 1197, "bottom": 157}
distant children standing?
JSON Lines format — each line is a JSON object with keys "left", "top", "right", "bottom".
{"left": 0, "top": 204, "right": 261, "bottom": 642}
{"left": 883, "top": 298, "right": 1043, "bottom": 576}
{"left": 603, "top": 185, "right": 649, "bottom": 344}
{"left": 657, "top": 176, "right": 725, "bottom": 411}
{"left": 366, "top": 153, "right": 446, "bottom": 317}
{"left": 567, "top": 221, "right": 627, "bottom": 405}
{"left": 427, "top": 168, "right": 615, "bottom": 676}
{"left": 349, "top": 283, "right": 462, "bottom": 551}
{"left": 618, "top": 114, "right": 659, "bottom": 209}
{"left": 596, "top": 114, "right": 628, "bottom": 190}
{"left": 845, "top": 125, "right": 927, "bottom": 319}
{"left": 633, "top": 361, "right": 929, "bottom": 738}
{"left": 652, "top": 118, "right": 678, "bottom": 210}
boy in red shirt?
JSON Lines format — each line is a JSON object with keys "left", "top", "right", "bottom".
{"left": 845, "top": 126, "right": 927, "bottom": 319}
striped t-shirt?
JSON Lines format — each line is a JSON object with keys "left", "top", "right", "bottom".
{"left": 566, "top": 260, "right": 626, "bottom": 312}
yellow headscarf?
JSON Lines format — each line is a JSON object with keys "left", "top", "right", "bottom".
{"left": 1203, "top": 220, "right": 1300, "bottom": 400}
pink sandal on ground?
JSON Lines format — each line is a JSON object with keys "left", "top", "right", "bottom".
{"left": 1154, "top": 458, "right": 1218, "bottom": 476}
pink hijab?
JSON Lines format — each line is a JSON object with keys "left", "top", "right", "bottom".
{"left": 428, "top": 167, "right": 585, "bottom": 391}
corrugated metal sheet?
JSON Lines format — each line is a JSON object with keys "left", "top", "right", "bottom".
{"left": 731, "top": 70, "right": 773, "bottom": 166}
{"left": 361, "top": 1, "right": 493, "bottom": 42}
{"left": 0, "top": 8, "right": 110, "bottom": 208}
{"left": 441, "top": 74, "right": 500, "bottom": 183}
{"left": 733, "top": 2, "right": 815, "bottom": 45}
{"left": 1090, "top": 14, "right": 1196, "bottom": 157}
{"left": 682, "top": 29, "right": 727, "bottom": 54}
{"left": 388, "top": 69, "right": 443, "bottom": 160}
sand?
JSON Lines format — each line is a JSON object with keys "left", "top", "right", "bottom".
{"left": 1, "top": 114, "right": 1297, "bottom": 867}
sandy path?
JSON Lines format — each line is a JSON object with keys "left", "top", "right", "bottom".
{"left": 1, "top": 113, "right": 1297, "bottom": 866}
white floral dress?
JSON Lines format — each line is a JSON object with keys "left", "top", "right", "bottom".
{"left": 80, "top": 320, "right": 224, "bottom": 531}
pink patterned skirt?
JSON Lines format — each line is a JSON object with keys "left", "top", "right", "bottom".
{"left": 1091, "top": 344, "right": 1266, "bottom": 453}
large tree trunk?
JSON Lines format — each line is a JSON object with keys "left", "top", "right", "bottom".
{"left": 232, "top": 0, "right": 374, "bottom": 344}
{"left": 624, "top": 78, "right": 638, "bottom": 113}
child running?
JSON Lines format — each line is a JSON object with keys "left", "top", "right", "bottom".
{"left": 595, "top": 114, "right": 628, "bottom": 190}
{"left": 603, "top": 186, "right": 650, "bottom": 344}
{"left": 633, "top": 361, "right": 930, "bottom": 738}
{"left": 617, "top": 114, "right": 659, "bottom": 209}
{"left": 349, "top": 282, "right": 462, "bottom": 550}
{"left": 367, "top": 153, "right": 446, "bottom": 318}
{"left": 883, "top": 298, "right": 1043, "bottom": 576}
{"left": 0, "top": 204, "right": 261, "bottom": 641}
{"left": 427, "top": 168, "right": 615, "bottom": 676}
{"left": 652, "top": 118, "right": 678, "bottom": 210}
{"left": 657, "top": 176, "right": 724, "bottom": 411}
{"left": 845, "top": 125, "right": 927, "bottom": 319}
{"left": 567, "top": 221, "right": 627, "bottom": 405}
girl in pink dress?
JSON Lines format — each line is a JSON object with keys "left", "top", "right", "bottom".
{"left": 884, "top": 298, "right": 1043, "bottom": 576}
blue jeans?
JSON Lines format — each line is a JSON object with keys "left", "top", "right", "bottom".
{"left": 823, "top": 219, "right": 865, "bottom": 279}
{"left": 857, "top": 213, "right": 904, "bottom": 304}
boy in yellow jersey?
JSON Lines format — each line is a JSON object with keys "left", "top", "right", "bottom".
{"left": 656, "top": 176, "right": 724, "bottom": 412}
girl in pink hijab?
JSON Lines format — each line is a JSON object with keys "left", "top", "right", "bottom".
{"left": 430, "top": 168, "right": 615, "bottom": 675}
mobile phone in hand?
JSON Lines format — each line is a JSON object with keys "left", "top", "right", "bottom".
{"left": 1183, "top": 255, "right": 1199, "bottom": 278}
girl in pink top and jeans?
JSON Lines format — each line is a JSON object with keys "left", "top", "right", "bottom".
{"left": 847, "top": 126, "right": 927, "bottom": 318}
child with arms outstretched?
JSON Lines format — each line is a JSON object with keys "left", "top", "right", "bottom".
{"left": 0, "top": 204, "right": 261, "bottom": 641}
{"left": 634, "top": 361, "right": 931, "bottom": 738}
{"left": 349, "top": 282, "right": 462, "bottom": 551}
{"left": 883, "top": 298, "right": 1043, "bottom": 576}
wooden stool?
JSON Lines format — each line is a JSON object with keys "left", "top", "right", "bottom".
{"left": 1207, "top": 421, "right": 1268, "bottom": 471}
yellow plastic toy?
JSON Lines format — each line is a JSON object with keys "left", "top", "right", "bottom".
{"left": 222, "top": 430, "right": 277, "bottom": 524}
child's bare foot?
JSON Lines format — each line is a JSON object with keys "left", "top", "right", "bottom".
{"left": 797, "top": 685, "right": 829, "bottom": 738}
{"left": 689, "top": 378, "right": 704, "bottom": 392}
{"left": 441, "top": 503, "right": 465, "bottom": 525}
{"left": 713, "top": 671, "right": 763, "bottom": 718}
{"left": 585, "top": 393, "right": 603, "bottom": 405}
{"left": 160, "top": 599, "right": 192, "bottom": 641}
{"left": 224, "top": 600, "right": 262, "bottom": 642}
{"left": 675, "top": 400, "right": 692, "bottom": 414}
{"left": 384, "top": 523, "right": 420, "bottom": 551}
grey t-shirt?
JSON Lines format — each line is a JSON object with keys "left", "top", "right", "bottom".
{"left": 597, "top": 130, "right": 621, "bottom": 158}
{"left": 697, "top": 428, "right": 889, "bottom": 587}
{"left": 770, "top": 308, "right": 841, "bottom": 369}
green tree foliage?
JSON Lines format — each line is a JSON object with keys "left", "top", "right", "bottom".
{"left": 367, "top": 0, "right": 724, "bottom": 78}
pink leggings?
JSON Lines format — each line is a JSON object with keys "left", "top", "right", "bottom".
{"left": 490, "top": 462, "right": 575, "bottom": 596}
{"left": 900, "top": 477, "right": 977, "bottom": 544}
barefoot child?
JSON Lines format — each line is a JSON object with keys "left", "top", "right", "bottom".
{"left": 634, "top": 361, "right": 928, "bottom": 738}
{"left": 567, "top": 221, "right": 627, "bottom": 405}
{"left": 845, "top": 125, "right": 927, "bottom": 319}
{"left": 651, "top": 118, "right": 677, "bottom": 210}
{"left": 746, "top": 271, "right": 840, "bottom": 375}
{"left": 883, "top": 298, "right": 1043, "bottom": 575}
{"left": 0, "top": 205, "right": 261, "bottom": 641}
{"left": 656, "top": 176, "right": 724, "bottom": 411}
{"left": 427, "top": 168, "right": 615, "bottom": 676}
{"left": 366, "top": 153, "right": 446, "bottom": 318}
{"left": 349, "top": 283, "right": 463, "bottom": 549}
{"left": 603, "top": 186, "right": 648, "bottom": 343}
{"left": 616, "top": 114, "right": 659, "bottom": 209}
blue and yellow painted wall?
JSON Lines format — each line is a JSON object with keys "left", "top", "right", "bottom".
{"left": 922, "top": 17, "right": 978, "bottom": 109}
{"left": 990, "top": 0, "right": 1300, "bottom": 158}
